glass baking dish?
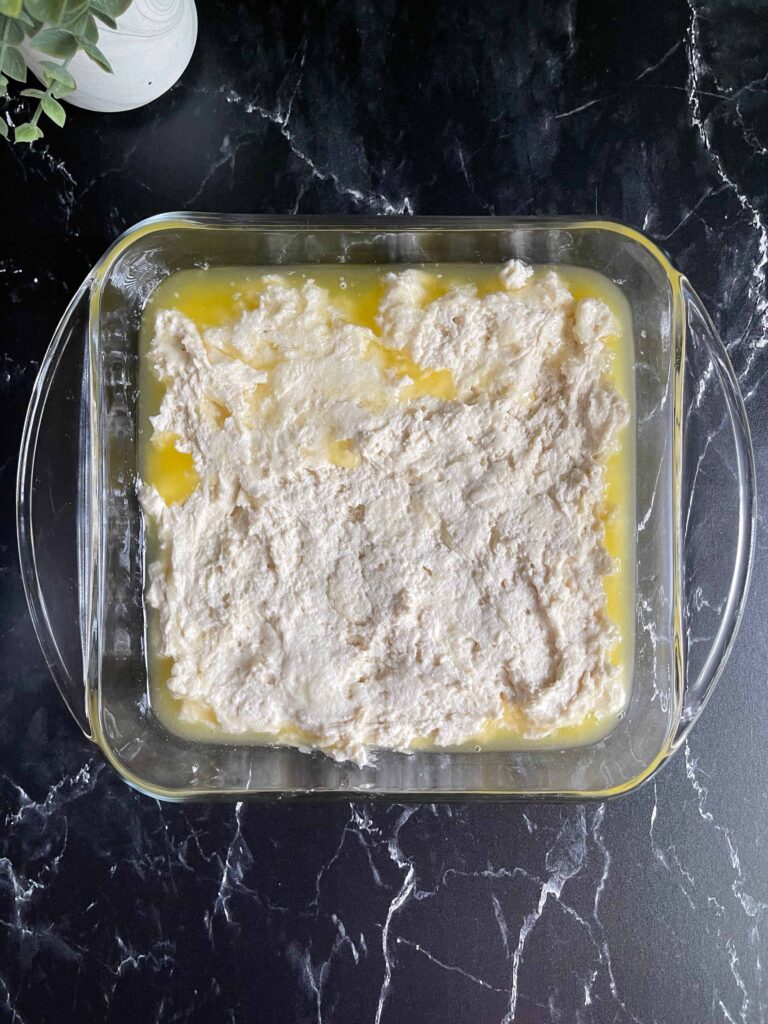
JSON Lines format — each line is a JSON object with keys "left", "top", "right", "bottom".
{"left": 16, "top": 215, "right": 755, "bottom": 800}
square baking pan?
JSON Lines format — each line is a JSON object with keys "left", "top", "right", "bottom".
{"left": 17, "top": 215, "right": 755, "bottom": 800}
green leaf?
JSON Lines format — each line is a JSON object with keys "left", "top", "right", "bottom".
{"left": 0, "top": 72, "right": 7, "bottom": 96}
{"left": 41, "top": 91, "right": 65, "bottom": 125}
{"left": 0, "top": 15, "right": 24, "bottom": 42}
{"left": 51, "top": 78, "right": 72, "bottom": 96}
{"left": 20, "top": 86, "right": 45, "bottom": 96}
{"left": 28, "top": 27, "right": 77, "bottom": 58}
{"left": 18, "top": 12, "right": 42, "bottom": 30}
{"left": 90, "top": 9, "right": 115, "bottom": 29}
{"left": 90, "top": 0, "right": 130, "bottom": 17}
{"left": 60, "top": 7, "right": 83, "bottom": 31}
{"left": 1, "top": 45, "right": 26, "bottom": 81}
{"left": 0, "top": 118, "right": 8, "bottom": 140}
{"left": 14, "top": 120, "right": 44, "bottom": 142}
{"left": 39, "top": 58, "right": 75, "bottom": 89}
{"left": 0, "top": 0, "right": 22, "bottom": 16}
{"left": 80, "top": 39, "right": 111, "bottom": 72}
{"left": 25, "top": 0, "right": 67, "bottom": 22}
{"left": 63, "top": 0, "right": 89, "bottom": 16}
{"left": 82, "top": 10, "right": 97, "bottom": 40}
{"left": 68, "top": 9, "right": 96, "bottom": 41}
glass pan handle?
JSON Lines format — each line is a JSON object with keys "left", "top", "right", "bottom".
{"left": 673, "top": 278, "right": 756, "bottom": 749}
{"left": 16, "top": 279, "right": 94, "bottom": 739}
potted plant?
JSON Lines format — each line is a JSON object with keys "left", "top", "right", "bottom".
{"left": 0, "top": 0, "right": 197, "bottom": 143}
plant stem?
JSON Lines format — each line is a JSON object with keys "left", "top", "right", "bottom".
{"left": 31, "top": 51, "right": 73, "bottom": 128}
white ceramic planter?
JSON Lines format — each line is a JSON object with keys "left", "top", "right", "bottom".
{"left": 21, "top": 0, "right": 198, "bottom": 113}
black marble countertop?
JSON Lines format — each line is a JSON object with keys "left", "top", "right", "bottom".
{"left": 2, "top": 2, "right": 767, "bottom": 1021}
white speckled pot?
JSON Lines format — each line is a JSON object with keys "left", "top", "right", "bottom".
{"left": 21, "top": 0, "right": 198, "bottom": 113}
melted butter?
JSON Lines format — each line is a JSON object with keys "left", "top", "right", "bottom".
{"left": 326, "top": 438, "right": 362, "bottom": 469}
{"left": 144, "top": 433, "right": 200, "bottom": 506}
{"left": 140, "top": 263, "right": 635, "bottom": 754}
{"left": 158, "top": 275, "right": 268, "bottom": 328}
{"left": 368, "top": 340, "right": 458, "bottom": 400}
